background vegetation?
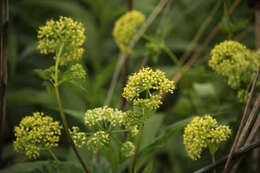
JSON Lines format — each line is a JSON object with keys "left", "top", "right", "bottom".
{"left": 0, "top": 0, "right": 259, "bottom": 172}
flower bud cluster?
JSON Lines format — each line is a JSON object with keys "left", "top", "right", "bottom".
{"left": 37, "top": 16, "right": 86, "bottom": 66}
{"left": 70, "top": 106, "right": 138, "bottom": 156}
{"left": 13, "top": 112, "right": 62, "bottom": 159}
{"left": 113, "top": 10, "right": 145, "bottom": 53}
{"left": 121, "top": 141, "right": 135, "bottom": 158}
{"left": 69, "top": 64, "right": 86, "bottom": 80}
{"left": 183, "top": 115, "right": 231, "bottom": 160}
{"left": 209, "top": 40, "right": 260, "bottom": 102}
{"left": 122, "top": 67, "right": 175, "bottom": 110}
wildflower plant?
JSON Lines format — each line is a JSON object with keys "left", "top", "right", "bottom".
{"left": 113, "top": 10, "right": 145, "bottom": 53}
{"left": 209, "top": 40, "right": 260, "bottom": 102}
{"left": 13, "top": 112, "right": 62, "bottom": 159}
{"left": 70, "top": 106, "right": 138, "bottom": 158}
{"left": 35, "top": 16, "right": 89, "bottom": 172}
{"left": 183, "top": 115, "right": 231, "bottom": 167}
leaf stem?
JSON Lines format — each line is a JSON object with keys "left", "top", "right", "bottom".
{"left": 47, "top": 148, "right": 60, "bottom": 165}
{"left": 54, "top": 44, "right": 90, "bottom": 173}
{"left": 131, "top": 122, "right": 144, "bottom": 173}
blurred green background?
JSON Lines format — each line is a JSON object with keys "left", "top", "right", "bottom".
{"left": 1, "top": 0, "right": 259, "bottom": 172}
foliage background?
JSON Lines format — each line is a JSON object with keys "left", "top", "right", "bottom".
{"left": 0, "top": 0, "right": 258, "bottom": 172}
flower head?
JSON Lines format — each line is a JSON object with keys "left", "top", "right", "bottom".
{"left": 85, "top": 106, "right": 126, "bottom": 129}
{"left": 121, "top": 141, "right": 135, "bottom": 158}
{"left": 113, "top": 10, "right": 145, "bottom": 53}
{"left": 86, "top": 131, "right": 110, "bottom": 152}
{"left": 69, "top": 64, "right": 86, "bottom": 80}
{"left": 13, "top": 112, "right": 62, "bottom": 159}
{"left": 70, "top": 126, "right": 87, "bottom": 148}
{"left": 37, "top": 16, "right": 86, "bottom": 66}
{"left": 183, "top": 115, "right": 231, "bottom": 160}
{"left": 122, "top": 67, "right": 175, "bottom": 110}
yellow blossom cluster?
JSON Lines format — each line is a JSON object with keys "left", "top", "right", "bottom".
{"left": 121, "top": 141, "right": 135, "bottom": 158}
{"left": 183, "top": 115, "right": 231, "bottom": 160}
{"left": 85, "top": 106, "right": 126, "bottom": 129}
{"left": 70, "top": 126, "right": 87, "bottom": 148}
{"left": 122, "top": 67, "right": 175, "bottom": 110}
{"left": 13, "top": 112, "right": 62, "bottom": 159}
{"left": 209, "top": 40, "right": 260, "bottom": 102}
{"left": 37, "top": 16, "right": 86, "bottom": 66}
{"left": 86, "top": 131, "right": 110, "bottom": 152}
{"left": 69, "top": 64, "right": 86, "bottom": 80}
{"left": 113, "top": 10, "right": 145, "bottom": 53}
{"left": 82, "top": 106, "right": 139, "bottom": 152}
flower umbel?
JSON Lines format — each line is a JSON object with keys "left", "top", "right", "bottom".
{"left": 122, "top": 67, "right": 175, "bottom": 110}
{"left": 183, "top": 115, "right": 231, "bottom": 160}
{"left": 37, "top": 16, "right": 86, "bottom": 66}
{"left": 209, "top": 40, "right": 260, "bottom": 102}
{"left": 113, "top": 10, "right": 145, "bottom": 53}
{"left": 121, "top": 141, "right": 135, "bottom": 158}
{"left": 13, "top": 112, "right": 62, "bottom": 159}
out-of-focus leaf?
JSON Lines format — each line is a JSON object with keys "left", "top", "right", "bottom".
{"left": 142, "top": 160, "right": 153, "bottom": 173}
{"left": 0, "top": 161, "right": 83, "bottom": 173}
{"left": 193, "top": 82, "right": 215, "bottom": 97}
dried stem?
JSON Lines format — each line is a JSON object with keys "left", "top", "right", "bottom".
{"left": 223, "top": 65, "right": 260, "bottom": 173}
{"left": 193, "top": 139, "right": 260, "bottom": 173}
{"left": 179, "top": 0, "right": 223, "bottom": 64}
{"left": 0, "top": 0, "right": 8, "bottom": 161}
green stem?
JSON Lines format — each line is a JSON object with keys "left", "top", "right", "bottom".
{"left": 131, "top": 122, "right": 145, "bottom": 173}
{"left": 163, "top": 46, "right": 184, "bottom": 74}
{"left": 48, "top": 148, "right": 60, "bottom": 165}
{"left": 54, "top": 44, "right": 90, "bottom": 173}
{"left": 211, "top": 153, "right": 216, "bottom": 173}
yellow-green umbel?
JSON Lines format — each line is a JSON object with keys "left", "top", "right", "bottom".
{"left": 37, "top": 16, "right": 86, "bottom": 66}
{"left": 209, "top": 40, "right": 260, "bottom": 102}
{"left": 183, "top": 115, "right": 231, "bottom": 160}
{"left": 113, "top": 10, "right": 145, "bottom": 53}
{"left": 13, "top": 112, "right": 62, "bottom": 159}
{"left": 122, "top": 67, "right": 175, "bottom": 110}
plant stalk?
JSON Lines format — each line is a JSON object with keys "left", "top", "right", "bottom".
{"left": 54, "top": 45, "right": 90, "bottom": 173}
{"left": 131, "top": 123, "right": 144, "bottom": 173}
{"left": 0, "top": 0, "right": 8, "bottom": 161}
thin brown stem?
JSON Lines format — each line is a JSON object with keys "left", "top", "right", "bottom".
{"left": 179, "top": 0, "right": 222, "bottom": 64}
{"left": 54, "top": 45, "right": 89, "bottom": 173}
{"left": 193, "top": 139, "right": 260, "bottom": 173}
{"left": 0, "top": 0, "right": 8, "bottom": 161}
{"left": 256, "top": 10, "right": 260, "bottom": 49}
{"left": 223, "top": 65, "right": 260, "bottom": 173}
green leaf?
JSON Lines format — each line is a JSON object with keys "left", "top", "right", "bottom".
{"left": 193, "top": 82, "right": 215, "bottom": 97}
{"left": 136, "top": 117, "right": 194, "bottom": 172}
{"left": 0, "top": 161, "right": 83, "bottom": 173}
{"left": 142, "top": 160, "right": 153, "bottom": 173}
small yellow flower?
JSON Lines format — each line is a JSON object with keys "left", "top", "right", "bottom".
{"left": 121, "top": 141, "right": 135, "bottom": 158}
{"left": 13, "top": 112, "right": 62, "bottom": 159}
{"left": 122, "top": 67, "right": 175, "bottom": 110}
{"left": 183, "top": 115, "right": 231, "bottom": 160}
{"left": 37, "top": 16, "right": 86, "bottom": 66}
{"left": 113, "top": 10, "right": 145, "bottom": 53}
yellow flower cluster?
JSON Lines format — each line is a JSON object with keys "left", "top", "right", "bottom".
{"left": 37, "top": 16, "right": 86, "bottom": 66}
{"left": 85, "top": 106, "right": 126, "bottom": 129}
{"left": 209, "top": 40, "right": 260, "bottom": 102}
{"left": 86, "top": 131, "right": 110, "bottom": 152}
{"left": 13, "top": 112, "right": 62, "bottom": 159}
{"left": 183, "top": 115, "right": 231, "bottom": 160}
{"left": 121, "top": 141, "right": 135, "bottom": 158}
{"left": 70, "top": 126, "right": 87, "bottom": 148}
{"left": 69, "top": 64, "right": 86, "bottom": 80}
{"left": 122, "top": 67, "right": 175, "bottom": 110}
{"left": 113, "top": 10, "right": 145, "bottom": 53}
